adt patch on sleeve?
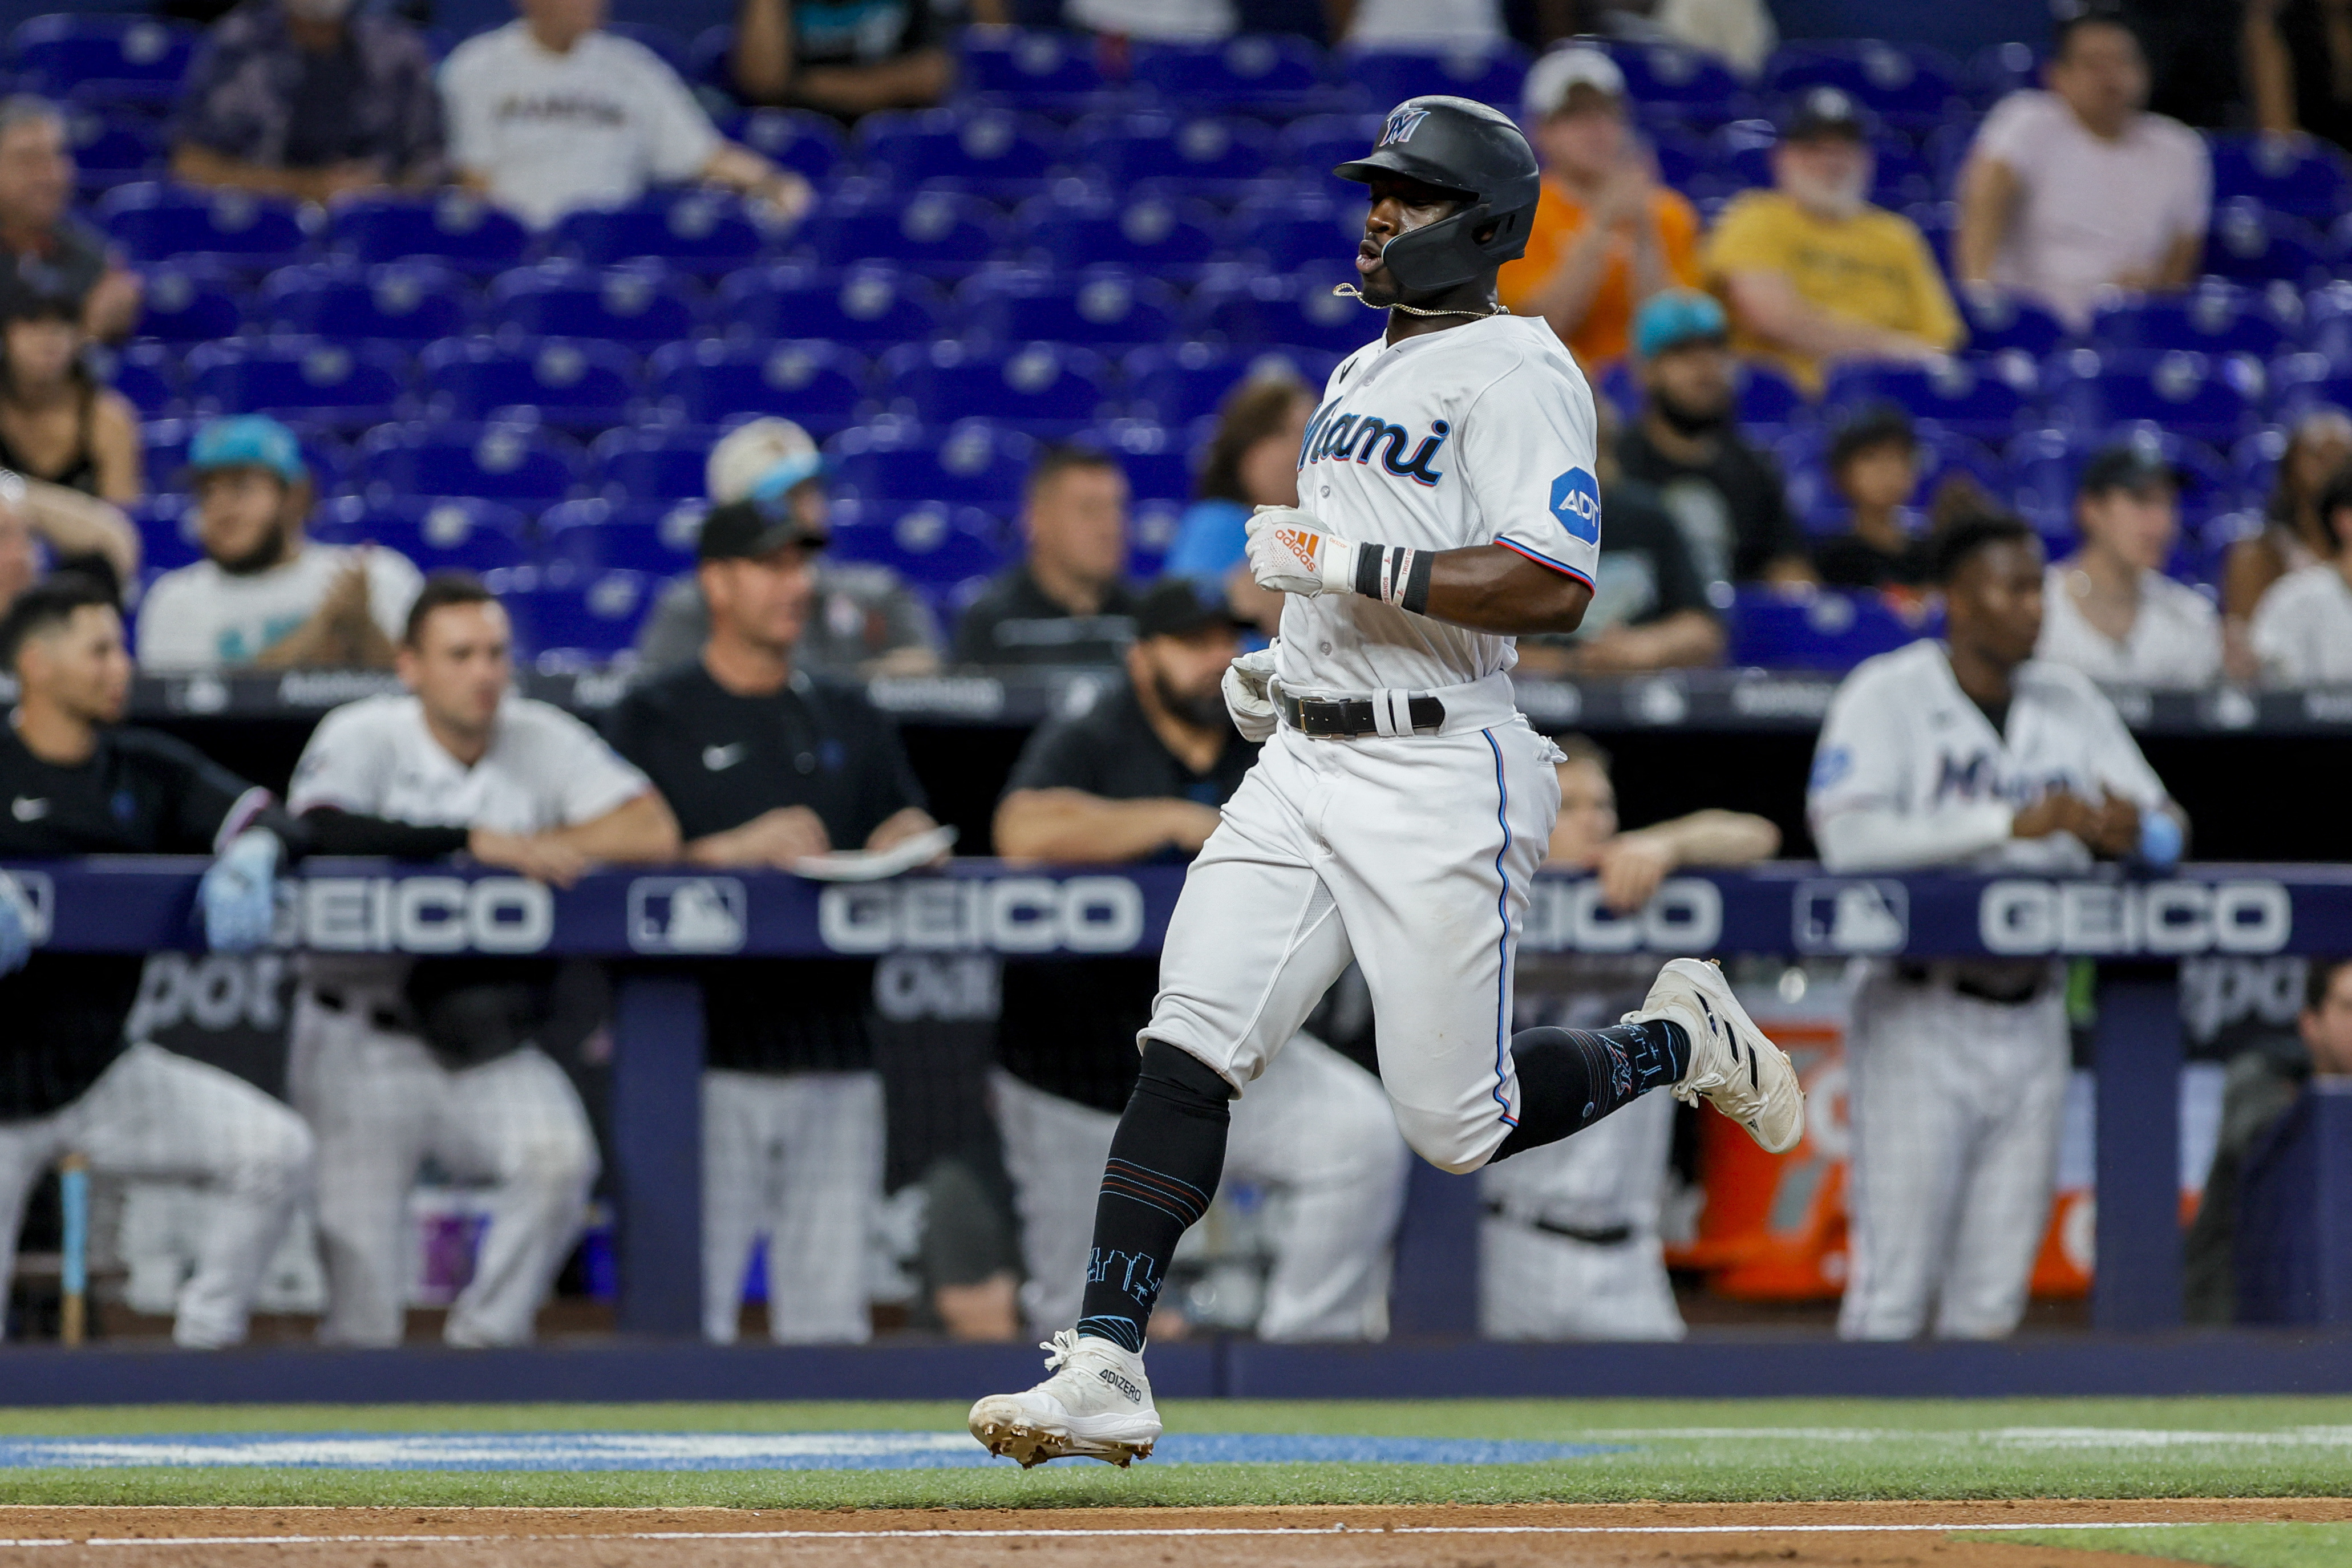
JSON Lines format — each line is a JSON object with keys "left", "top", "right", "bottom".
{"left": 1549, "top": 467, "right": 1602, "bottom": 544}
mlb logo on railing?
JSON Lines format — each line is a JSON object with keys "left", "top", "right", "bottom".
{"left": 1793, "top": 880, "right": 1908, "bottom": 955}
{"left": 627, "top": 877, "right": 748, "bottom": 955}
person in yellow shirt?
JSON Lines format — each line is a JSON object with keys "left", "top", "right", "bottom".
{"left": 1498, "top": 46, "right": 1702, "bottom": 374}
{"left": 1704, "top": 86, "right": 1963, "bottom": 394}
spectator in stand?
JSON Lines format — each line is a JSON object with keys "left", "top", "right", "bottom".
{"left": 2246, "top": 0, "right": 2352, "bottom": 151}
{"left": 1615, "top": 290, "right": 1814, "bottom": 588}
{"left": 955, "top": 445, "right": 1139, "bottom": 667}
{"left": 1498, "top": 46, "right": 1701, "bottom": 374}
{"left": 1954, "top": 11, "right": 2210, "bottom": 333}
{"left": 0, "top": 473, "right": 139, "bottom": 615}
{"left": 1339, "top": 0, "right": 1507, "bottom": 48}
{"left": 605, "top": 499, "right": 945, "bottom": 1346}
{"left": 1161, "top": 374, "right": 1313, "bottom": 637}
{"left": 1519, "top": 397, "right": 1721, "bottom": 675}
{"left": 1810, "top": 404, "right": 1936, "bottom": 591}
{"left": 0, "top": 286, "right": 140, "bottom": 504}
{"left": 1569, "top": 0, "right": 1778, "bottom": 77}
{"left": 633, "top": 419, "right": 941, "bottom": 680}
{"left": 726, "top": 0, "right": 952, "bottom": 120}
{"left": 2249, "top": 466, "right": 2352, "bottom": 684}
{"left": 991, "top": 577, "right": 1409, "bottom": 1342}
{"left": 2037, "top": 445, "right": 2221, "bottom": 689}
{"left": 170, "top": 0, "right": 444, "bottom": 202}
{"left": 136, "top": 415, "right": 421, "bottom": 670}
{"left": 0, "top": 98, "right": 139, "bottom": 343}
{"left": 1705, "top": 87, "right": 1962, "bottom": 394}
{"left": 441, "top": 0, "right": 812, "bottom": 231}
{"left": 2224, "top": 409, "right": 2352, "bottom": 680}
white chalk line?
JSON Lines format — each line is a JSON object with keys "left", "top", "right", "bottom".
{"left": 0, "top": 1518, "right": 2305, "bottom": 1547}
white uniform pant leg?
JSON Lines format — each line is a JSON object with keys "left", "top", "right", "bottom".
{"left": 290, "top": 996, "right": 439, "bottom": 1347}
{"left": 1222, "top": 1031, "right": 1409, "bottom": 1341}
{"left": 1933, "top": 991, "right": 2070, "bottom": 1339}
{"left": 1320, "top": 723, "right": 1559, "bottom": 1174}
{"left": 990, "top": 1068, "right": 1120, "bottom": 1335}
{"left": 0, "top": 1113, "right": 62, "bottom": 1343}
{"left": 760, "top": 1071, "right": 883, "bottom": 1345}
{"left": 432, "top": 1046, "right": 598, "bottom": 1348}
{"left": 700, "top": 1068, "right": 768, "bottom": 1344}
{"left": 1477, "top": 1092, "right": 1684, "bottom": 1340}
{"left": 60, "top": 1043, "right": 315, "bottom": 1348}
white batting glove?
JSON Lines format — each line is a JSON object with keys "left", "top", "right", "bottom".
{"left": 1245, "top": 506, "right": 1355, "bottom": 598}
{"left": 1221, "top": 645, "right": 1279, "bottom": 742}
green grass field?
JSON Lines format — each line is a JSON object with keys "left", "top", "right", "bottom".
{"left": 1979, "top": 1526, "right": 2352, "bottom": 1567}
{"left": 0, "top": 1397, "right": 2347, "bottom": 1510}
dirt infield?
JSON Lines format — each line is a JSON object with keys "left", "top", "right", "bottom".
{"left": 2, "top": 1498, "right": 2347, "bottom": 1566}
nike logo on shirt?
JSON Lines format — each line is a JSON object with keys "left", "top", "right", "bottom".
{"left": 702, "top": 744, "right": 747, "bottom": 771}
{"left": 10, "top": 797, "right": 47, "bottom": 822}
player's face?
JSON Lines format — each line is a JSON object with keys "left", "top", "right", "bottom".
{"left": 1534, "top": 99, "right": 1626, "bottom": 184}
{"left": 21, "top": 603, "right": 131, "bottom": 724}
{"left": 1025, "top": 465, "right": 1128, "bottom": 589}
{"left": 2049, "top": 22, "right": 2148, "bottom": 129}
{"left": 1950, "top": 536, "right": 2046, "bottom": 669}
{"left": 2304, "top": 965, "right": 2352, "bottom": 1077}
{"left": 1774, "top": 135, "right": 1871, "bottom": 220}
{"left": 1238, "top": 394, "right": 1312, "bottom": 508}
{"left": 0, "top": 116, "right": 71, "bottom": 227}
{"left": 1836, "top": 443, "right": 1917, "bottom": 512}
{"left": 400, "top": 600, "right": 513, "bottom": 737}
{"left": 1357, "top": 172, "right": 1468, "bottom": 305}
{"left": 1545, "top": 759, "right": 1618, "bottom": 866}
{"left": 195, "top": 468, "right": 298, "bottom": 575}
{"left": 2077, "top": 482, "right": 2176, "bottom": 574}
{"left": 703, "top": 545, "right": 815, "bottom": 654}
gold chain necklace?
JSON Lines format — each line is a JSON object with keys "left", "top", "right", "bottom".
{"left": 1331, "top": 283, "right": 1510, "bottom": 318}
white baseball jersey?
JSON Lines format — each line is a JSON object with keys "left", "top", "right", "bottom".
{"left": 1808, "top": 640, "right": 2169, "bottom": 874}
{"left": 1280, "top": 313, "right": 1601, "bottom": 698}
{"left": 2034, "top": 565, "right": 2221, "bottom": 690}
{"left": 2248, "top": 562, "right": 2352, "bottom": 685}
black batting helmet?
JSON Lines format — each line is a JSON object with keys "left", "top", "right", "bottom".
{"left": 1335, "top": 96, "right": 1541, "bottom": 294}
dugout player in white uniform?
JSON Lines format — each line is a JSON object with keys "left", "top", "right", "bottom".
{"left": 971, "top": 98, "right": 1804, "bottom": 1467}
{"left": 1809, "top": 509, "right": 2187, "bottom": 1340}
{"left": 993, "top": 579, "right": 1410, "bottom": 1342}
{"left": 285, "top": 574, "right": 681, "bottom": 1347}
{"left": 0, "top": 574, "right": 310, "bottom": 1347}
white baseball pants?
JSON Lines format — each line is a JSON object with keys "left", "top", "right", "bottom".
{"left": 993, "top": 1031, "right": 1410, "bottom": 1339}
{"left": 700, "top": 1068, "right": 884, "bottom": 1344}
{"left": 1147, "top": 719, "right": 1560, "bottom": 1174}
{"left": 1479, "top": 1089, "right": 1685, "bottom": 1340}
{"left": 0, "top": 1043, "right": 313, "bottom": 1347}
{"left": 1837, "top": 972, "right": 2070, "bottom": 1340}
{"left": 289, "top": 993, "right": 598, "bottom": 1348}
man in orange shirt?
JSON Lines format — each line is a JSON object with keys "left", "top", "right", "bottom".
{"left": 1497, "top": 46, "right": 1701, "bottom": 372}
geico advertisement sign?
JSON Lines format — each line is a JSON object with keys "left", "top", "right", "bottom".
{"left": 1979, "top": 879, "right": 2292, "bottom": 955}
{"left": 818, "top": 876, "right": 1146, "bottom": 954}
{"left": 1519, "top": 876, "right": 1723, "bottom": 954}
{"left": 293, "top": 876, "right": 554, "bottom": 953}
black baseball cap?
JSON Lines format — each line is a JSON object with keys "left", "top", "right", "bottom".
{"left": 2076, "top": 444, "right": 2176, "bottom": 498}
{"left": 1782, "top": 86, "right": 1873, "bottom": 143}
{"left": 1135, "top": 577, "right": 1245, "bottom": 641}
{"left": 696, "top": 494, "right": 829, "bottom": 562}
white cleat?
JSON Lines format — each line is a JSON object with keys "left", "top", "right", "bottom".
{"left": 967, "top": 1329, "right": 1162, "bottom": 1469}
{"left": 1633, "top": 957, "right": 1806, "bottom": 1155}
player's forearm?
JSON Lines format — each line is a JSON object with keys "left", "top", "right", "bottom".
{"left": 1952, "top": 156, "right": 2015, "bottom": 285}
{"left": 1647, "top": 810, "right": 1780, "bottom": 868}
{"left": 1813, "top": 804, "right": 2014, "bottom": 873}
{"left": 730, "top": 0, "right": 794, "bottom": 102}
{"left": 19, "top": 479, "right": 137, "bottom": 580}
{"left": 299, "top": 805, "right": 472, "bottom": 860}
{"left": 549, "top": 792, "right": 683, "bottom": 863}
{"left": 1421, "top": 545, "right": 1593, "bottom": 635}
{"left": 994, "top": 790, "right": 1194, "bottom": 864}
{"left": 2244, "top": 1, "right": 2298, "bottom": 136}
{"left": 1724, "top": 271, "right": 1939, "bottom": 362}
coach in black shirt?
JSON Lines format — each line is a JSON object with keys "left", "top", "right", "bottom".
{"left": 606, "top": 494, "right": 941, "bottom": 1346}
{"left": 0, "top": 573, "right": 313, "bottom": 1347}
{"left": 989, "top": 578, "right": 1409, "bottom": 1340}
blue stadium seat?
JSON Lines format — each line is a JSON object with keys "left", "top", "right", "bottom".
{"left": 879, "top": 341, "right": 1114, "bottom": 435}
{"left": 1956, "top": 290, "right": 2069, "bottom": 358}
{"left": 500, "top": 569, "right": 655, "bottom": 664}
{"left": 1275, "top": 114, "right": 1383, "bottom": 188}
{"left": 140, "top": 417, "right": 192, "bottom": 484}
{"left": 1132, "top": 36, "right": 1328, "bottom": 109}
{"left": 804, "top": 187, "right": 1008, "bottom": 278}
{"left": 2204, "top": 198, "right": 2337, "bottom": 288}
{"left": 309, "top": 495, "right": 530, "bottom": 574}
{"left": 1602, "top": 43, "right": 1750, "bottom": 121}
{"left": 1779, "top": 422, "right": 2005, "bottom": 529}
{"left": 1090, "top": 422, "right": 1194, "bottom": 506}
{"left": 959, "top": 28, "right": 1110, "bottom": 106}
{"left": 1229, "top": 193, "right": 1363, "bottom": 273}
{"left": 108, "top": 342, "right": 181, "bottom": 418}
{"left": 324, "top": 193, "right": 532, "bottom": 274}
{"left": 1736, "top": 363, "right": 1806, "bottom": 428}
{"left": 2210, "top": 134, "right": 2352, "bottom": 223}
{"left": 828, "top": 500, "right": 1011, "bottom": 586}
{"left": 2230, "top": 427, "right": 2288, "bottom": 501}
{"left": 539, "top": 497, "right": 707, "bottom": 580}
{"left": 12, "top": 14, "right": 195, "bottom": 94}
{"left": 99, "top": 183, "right": 310, "bottom": 269}
{"left": 1821, "top": 358, "right": 2037, "bottom": 443}
{"left": 2091, "top": 285, "right": 2294, "bottom": 360}
{"left": 1338, "top": 46, "right": 1526, "bottom": 117}
{"left": 645, "top": 339, "right": 871, "bottom": 434}
{"left": 2269, "top": 353, "right": 2352, "bottom": 422}
{"left": 486, "top": 262, "right": 697, "bottom": 346}
{"left": 1709, "top": 118, "right": 1779, "bottom": 191}
{"left": 64, "top": 110, "right": 161, "bottom": 195}
{"left": 2299, "top": 279, "right": 2352, "bottom": 367}
{"left": 589, "top": 425, "right": 722, "bottom": 502}
{"left": 1127, "top": 497, "right": 1184, "bottom": 580}
{"left": 686, "top": 23, "right": 735, "bottom": 88}
{"left": 360, "top": 423, "right": 586, "bottom": 509}
{"left": 258, "top": 260, "right": 469, "bottom": 343}
{"left": 126, "top": 495, "right": 201, "bottom": 580}
{"left": 726, "top": 109, "right": 847, "bottom": 186}
{"left": 1968, "top": 41, "right": 2039, "bottom": 105}
{"left": 709, "top": 263, "right": 950, "bottom": 346}
{"left": 859, "top": 108, "right": 1065, "bottom": 196}
{"left": 1726, "top": 588, "right": 1933, "bottom": 670}
{"left": 418, "top": 337, "right": 641, "bottom": 429}
{"left": 1763, "top": 42, "right": 1964, "bottom": 123}
{"left": 828, "top": 419, "right": 1037, "bottom": 513}
{"left": 1013, "top": 190, "right": 1220, "bottom": 279}
{"left": 1648, "top": 127, "right": 1717, "bottom": 193}
{"left": 1073, "top": 111, "right": 1274, "bottom": 189}
{"left": 133, "top": 262, "right": 245, "bottom": 343}
{"left": 2004, "top": 426, "right": 2234, "bottom": 519}
{"left": 958, "top": 267, "right": 1180, "bottom": 350}
{"left": 184, "top": 338, "right": 407, "bottom": 430}
{"left": 1123, "top": 343, "right": 1333, "bottom": 427}
{"left": 553, "top": 191, "right": 767, "bottom": 274}
{"left": 1191, "top": 269, "right": 1375, "bottom": 355}
{"left": 2045, "top": 349, "right": 2262, "bottom": 445}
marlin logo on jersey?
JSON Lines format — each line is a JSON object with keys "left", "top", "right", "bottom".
{"left": 1933, "top": 751, "right": 2078, "bottom": 807}
{"left": 1379, "top": 106, "right": 1431, "bottom": 146}
{"left": 1299, "top": 402, "right": 1450, "bottom": 487}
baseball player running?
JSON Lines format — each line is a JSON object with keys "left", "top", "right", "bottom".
{"left": 970, "top": 98, "right": 1803, "bottom": 1467}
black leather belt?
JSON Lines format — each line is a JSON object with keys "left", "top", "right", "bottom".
{"left": 1276, "top": 688, "right": 1446, "bottom": 739}
{"left": 312, "top": 989, "right": 410, "bottom": 1033}
{"left": 1482, "top": 1201, "right": 1633, "bottom": 1246}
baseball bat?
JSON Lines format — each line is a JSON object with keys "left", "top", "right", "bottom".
{"left": 58, "top": 1153, "right": 87, "bottom": 1347}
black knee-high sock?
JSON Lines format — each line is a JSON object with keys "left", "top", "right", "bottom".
{"left": 1074, "top": 1040, "right": 1231, "bottom": 1352}
{"left": 1492, "top": 1020, "right": 1691, "bottom": 1162}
